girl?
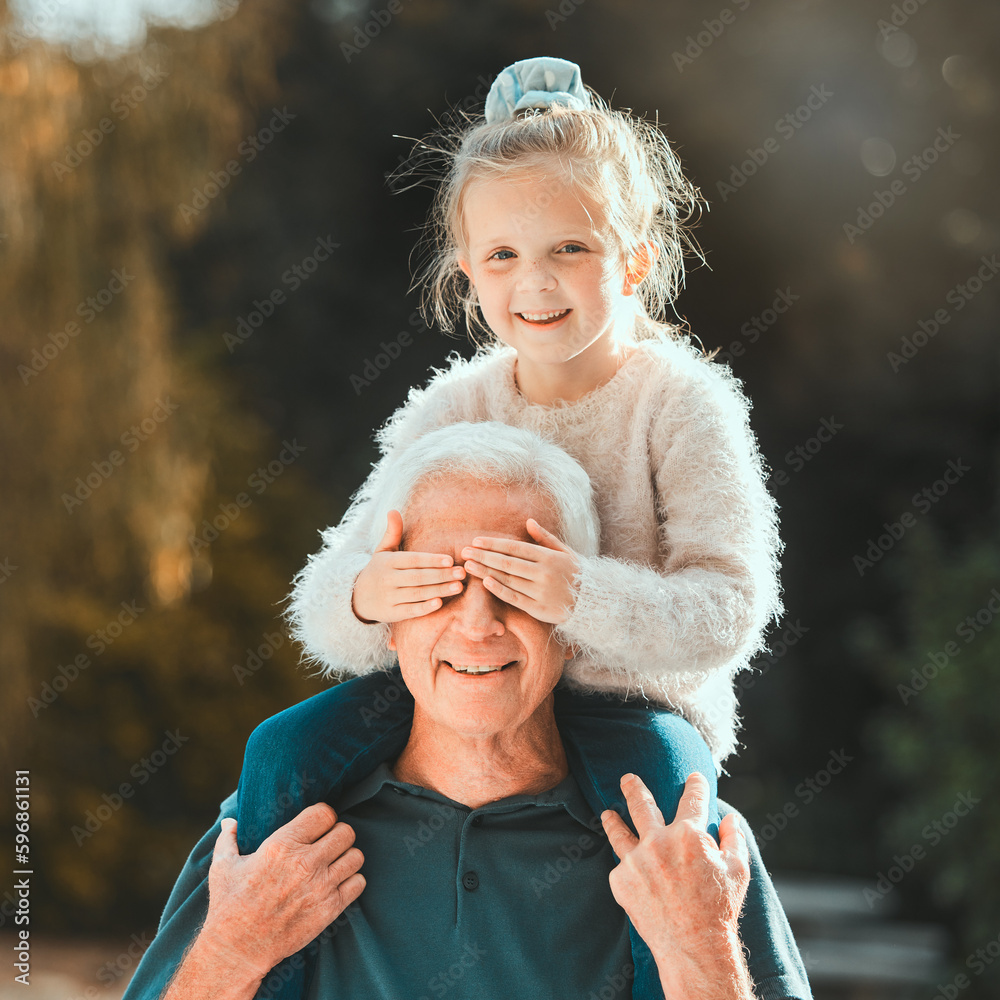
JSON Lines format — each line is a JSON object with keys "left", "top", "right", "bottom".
{"left": 284, "top": 53, "right": 781, "bottom": 784}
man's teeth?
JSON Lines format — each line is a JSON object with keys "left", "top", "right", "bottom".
{"left": 448, "top": 662, "right": 508, "bottom": 674}
{"left": 519, "top": 309, "right": 569, "bottom": 322}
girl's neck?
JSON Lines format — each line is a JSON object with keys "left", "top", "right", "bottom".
{"left": 514, "top": 334, "right": 637, "bottom": 407}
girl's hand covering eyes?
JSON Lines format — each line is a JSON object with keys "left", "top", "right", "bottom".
{"left": 351, "top": 511, "right": 466, "bottom": 624}
{"left": 460, "top": 518, "right": 581, "bottom": 625}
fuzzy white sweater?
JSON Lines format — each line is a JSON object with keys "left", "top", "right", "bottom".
{"left": 286, "top": 333, "right": 783, "bottom": 768}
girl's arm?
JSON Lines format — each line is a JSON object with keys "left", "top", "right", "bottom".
{"left": 284, "top": 352, "right": 480, "bottom": 675}
{"left": 555, "top": 367, "right": 783, "bottom": 696}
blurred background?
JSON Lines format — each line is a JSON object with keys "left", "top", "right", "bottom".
{"left": 0, "top": 0, "right": 997, "bottom": 996}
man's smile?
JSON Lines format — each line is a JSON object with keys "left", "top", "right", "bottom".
{"left": 439, "top": 658, "right": 519, "bottom": 676}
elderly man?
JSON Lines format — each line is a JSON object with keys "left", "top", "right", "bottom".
{"left": 123, "top": 422, "right": 810, "bottom": 1000}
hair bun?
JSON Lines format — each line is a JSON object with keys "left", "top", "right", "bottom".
{"left": 484, "top": 56, "right": 591, "bottom": 124}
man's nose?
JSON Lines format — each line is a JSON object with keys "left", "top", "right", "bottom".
{"left": 451, "top": 576, "right": 505, "bottom": 639}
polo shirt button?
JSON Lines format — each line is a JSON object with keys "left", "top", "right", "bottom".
{"left": 462, "top": 871, "right": 479, "bottom": 891}
{"left": 471, "top": 816, "right": 483, "bottom": 827}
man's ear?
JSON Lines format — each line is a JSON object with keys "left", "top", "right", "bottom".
{"left": 388, "top": 631, "right": 397, "bottom": 652}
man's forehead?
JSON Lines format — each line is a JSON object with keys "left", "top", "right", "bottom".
{"left": 402, "top": 479, "right": 557, "bottom": 549}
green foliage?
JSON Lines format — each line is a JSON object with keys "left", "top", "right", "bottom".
{"left": 870, "top": 520, "right": 1000, "bottom": 993}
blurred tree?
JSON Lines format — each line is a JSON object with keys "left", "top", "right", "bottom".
{"left": 869, "top": 514, "right": 1000, "bottom": 997}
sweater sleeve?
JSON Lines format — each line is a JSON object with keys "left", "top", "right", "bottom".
{"left": 284, "top": 352, "right": 484, "bottom": 676}
{"left": 555, "top": 361, "right": 784, "bottom": 701}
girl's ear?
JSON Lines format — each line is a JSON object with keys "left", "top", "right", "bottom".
{"left": 457, "top": 257, "right": 474, "bottom": 284}
{"left": 625, "top": 241, "right": 658, "bottom": 288}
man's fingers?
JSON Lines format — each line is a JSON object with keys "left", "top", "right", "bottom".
{"left": 327, "top": 846, "right": 365, "bottom": 886}
{"left": 213, "top": 818, "right": 239, "bottom": 862}
{"left": 675, "top": 772, "right": 711, "bottom": 831}
{"left": 601, "top": 809, "right": 639, "bottom": 859}
{"left": 719, "top": 812, "right": 748, "bottom": 863}
{"left": 338, "top": 872, "right": 366, "bottom": 908}
{"left": 374, "top": 510, "right": 404, "bottom": 553}
{"left": 273, "top": 801, "right": 339, "bottom": 846}
{"left": 313, "top": 820, "right": 356, "bottom": 862}
{"left": 620, "top": 773, "right": 666, "bottom": 839}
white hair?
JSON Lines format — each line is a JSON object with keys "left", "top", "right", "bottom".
{"left": 367, "top": 421, "right": 600, "bottom": 557}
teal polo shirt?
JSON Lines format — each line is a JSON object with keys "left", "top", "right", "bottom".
{"left": 306, "top": 761, "right": 633, "bottom": 999}
{"left": 305, "top": 763, "right": 812, "bottom": 1000}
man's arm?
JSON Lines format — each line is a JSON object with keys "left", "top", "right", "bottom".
{"left": 602, "top": 772, "right": 755, "bottom": 1000}
{"left": 159, "top": 805, "right": 365, "bottom": 1000}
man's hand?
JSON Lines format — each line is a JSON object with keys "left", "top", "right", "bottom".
{"left": 199, "top": 804, "right": 366, "bottom": 979}
{"left": 352, "top": 510, "right": 466, "bottom": 623}
{"left": 461, "top": 518, "right": 581, "bottom": 624}
{"left": 601, "top": 773, "right": 753, "bottom": 999}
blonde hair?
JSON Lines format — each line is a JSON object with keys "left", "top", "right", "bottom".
{"left": 388, "top": 85, "right": 709, "bottom": 347}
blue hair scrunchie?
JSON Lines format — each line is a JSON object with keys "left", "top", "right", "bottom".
{"left": 484, "top": 56, "right": 591, "bottom": 124}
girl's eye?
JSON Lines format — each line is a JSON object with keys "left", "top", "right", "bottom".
{"left": 559, "top": 244, "right": 585, "bottom": 253}
{"left": 489, "top": 249, "right": 515, "bottom": 261}
{"left": 488, "top": 244, "right": 585, "bottom": 261}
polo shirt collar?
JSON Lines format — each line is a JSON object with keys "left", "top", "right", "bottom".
{"left": 335, "top": 760, "right": 600, "bottom": 832}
